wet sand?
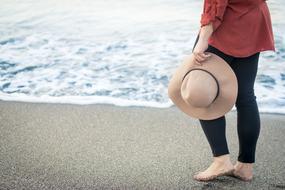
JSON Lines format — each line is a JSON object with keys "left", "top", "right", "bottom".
{"left": 0, "top": 100, "right": 284, "bottom": 189}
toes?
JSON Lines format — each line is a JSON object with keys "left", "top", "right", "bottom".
{"left": 193, "top": 173, "right": 206, "bottom": 181}
{"left": 193, "top": 173, "right": 216, "bottom": 181}
{"left": 194, "top": 173, "right": 203, "bottom": 180}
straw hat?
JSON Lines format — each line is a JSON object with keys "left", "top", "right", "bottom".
{"left": 168, "top": 52, "right": 238, "bottom": 120}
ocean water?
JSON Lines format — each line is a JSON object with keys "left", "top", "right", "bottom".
{"left": 0, "top": 0, "right": 284, "bottom": 114}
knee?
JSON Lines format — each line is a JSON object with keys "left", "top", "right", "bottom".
{"left": 235, "top": 91, "right": 257, "bottom": 108}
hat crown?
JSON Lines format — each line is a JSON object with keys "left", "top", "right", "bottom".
{"left": 181, "top": 69, "right": 219, "bottom": 108}
{"left": 168, "top": 52, "right": 238, "bottom": 120}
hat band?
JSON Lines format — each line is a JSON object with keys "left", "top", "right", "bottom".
{"left": 181, "top": 68, "right": 220, "bottom": 103}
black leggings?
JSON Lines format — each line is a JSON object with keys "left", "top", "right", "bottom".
{"left": 192, "top": 34, "right": 261, "bottom": 163}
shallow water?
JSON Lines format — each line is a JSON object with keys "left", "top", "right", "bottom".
{"left": 0, "top": 0, "right": 284, "bottom": 114}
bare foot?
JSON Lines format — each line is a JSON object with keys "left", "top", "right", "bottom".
{"left": 193, "top": 154, "right": 234, "bottom": 181}
{"left": 232, "top": 161, "right": 253, "bottom": 181}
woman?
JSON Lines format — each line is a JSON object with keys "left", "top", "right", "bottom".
{"left": 191, "top": 0, "right": 275, "bottom": 181}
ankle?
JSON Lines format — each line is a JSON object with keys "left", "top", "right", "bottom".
{"left": 235, "top": 161, "right": 253, "bottom": 170}
{"left": 213, "top": 154, "right": 231, "bottom": 164}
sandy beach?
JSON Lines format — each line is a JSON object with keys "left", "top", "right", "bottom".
{"left": 0, "top": 100, "right": 284, "bottom": 189}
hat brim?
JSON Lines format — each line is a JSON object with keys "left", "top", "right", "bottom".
{"left": 168, "top": 52, "right": 238, "bottom": 120}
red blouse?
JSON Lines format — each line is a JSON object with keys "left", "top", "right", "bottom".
{"left": 200, "top": 0, "right": 276, "bottom": 57}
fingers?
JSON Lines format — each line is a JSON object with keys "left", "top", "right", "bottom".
{"left": 194, "top": 52, "right": 211, "bottom": 61}
{"left": 193, "top": 52, "right": 211, "bottom": 65}
{"left": 194, "top": 60, "right": 202, "bottom": 66}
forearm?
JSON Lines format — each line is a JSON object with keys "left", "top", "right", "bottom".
{"left": 199, "top": 0, "right": 228, "bottom": 40}
{"left": 199, "top": 22, "right": 214, "bottom": 42}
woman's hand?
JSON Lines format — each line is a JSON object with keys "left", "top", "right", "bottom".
{"left": 192, "top": 38, "right": 211, "bottom": 66}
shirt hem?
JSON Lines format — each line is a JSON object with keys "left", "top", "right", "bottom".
{"left": 208, "top": 42, "right": 276, "bottom": 58}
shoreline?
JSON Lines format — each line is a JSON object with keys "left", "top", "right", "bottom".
{"left": 0, "top": 98, "right": 285, "bottom": 116}
{"left": 0, "top": 100, "right": 285, "bottom": 189}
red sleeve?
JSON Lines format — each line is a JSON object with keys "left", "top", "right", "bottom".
{"left": 200, "top": 0, "right": 228, "bottom": 32}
